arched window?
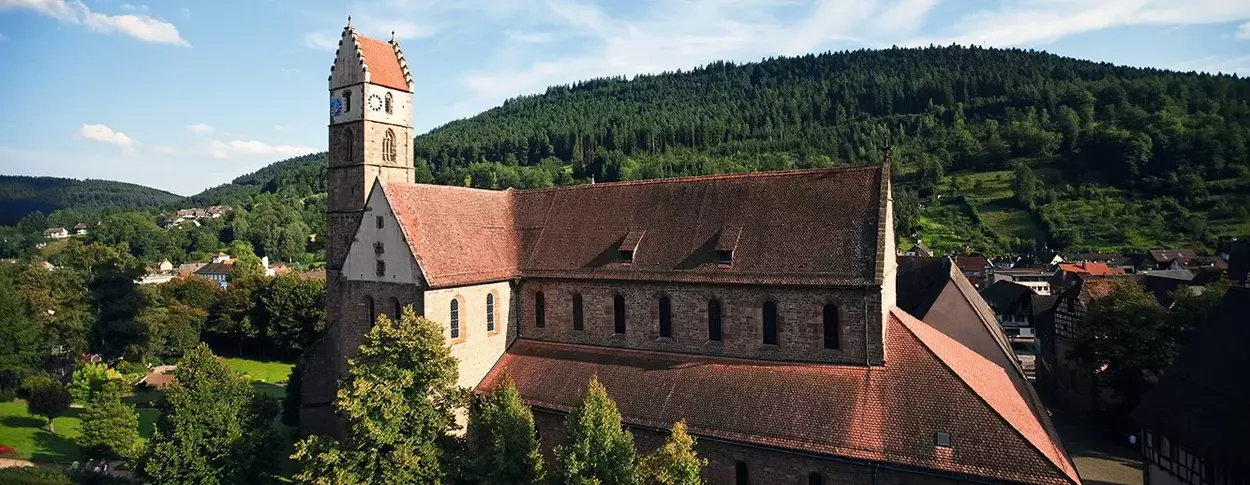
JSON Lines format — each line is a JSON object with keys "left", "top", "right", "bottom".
{"left": 486, "top": 294, "right": 495, "bottom": 333}
{"left": 384, "top": 92, "right": 393, "bottom": 114}
{"left": 708, "top": 299, "right": 722, "bottom": 342}
{"left": 735, "top": 461, "right": 749, "bottom": 485}
{"left": 340, "top": 128, "right": 354, "bottom": 163}
{"left": 762, "top": 301, "right": 778, "bottom": 345}
{"left": 808, "top": 473, "right": 823, "bottom": 485}
{"left": 389, "top": 297, "right": 401, "bottom": 320}
{"left": 572, "top": 293, "right": 584, "bottom": 331}
{"left": 535, "top": 291, "right": 545, "bottom": 328}
{"left": 658, "top": 296, "right": 672, "bottom": 338}
{"left": 341, "top": 89, "right": 351, "bottom": 112}
{"left": 383, "top": 129, "right": 397, "bottom": 163}
{"left": 613, "top": 295, "right": 626, "bottom": 334}
{"left": 823, "top": 304, "right": 839, "bottom": 350}
{"left": 450, "top": 299, "right": 460, "bottom": 339}
{"left": 365, "top": 295, "right": 375, "bottom": 327}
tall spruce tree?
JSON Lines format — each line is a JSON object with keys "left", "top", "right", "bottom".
{"left": 554, "top": 376, "right": 640, "bottom": 485}
{"left": 77, "top": 380, "right": 141, "bottom": 460}
{"left": 639, "top": 420, "right": 706, "bottom": 485}
{"left": 292, "top": 307, "right": 463, "bottom": 485}
{"left": 468, "top": 375, "right": 544, "bottom": 485}
{"left": 135, "top": 344, "right": 281, "bottom": 485}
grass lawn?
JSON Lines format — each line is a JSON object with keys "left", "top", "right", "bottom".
{"left": 223, "top": 358, "right": 293, "bottom": 386}
{"left": 0, "top": 401, "right": 159, "bottom": 463}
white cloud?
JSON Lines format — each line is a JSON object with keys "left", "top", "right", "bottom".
{"left": 914, "top": 0, "right": 1250, "bottom": 47}
{"left": 303, "top": 31, "right": 339, "bottom": 51}
{"left": 207, "top": 140, "right": 317, "bottom": 159}
{"left": 120, "top": 3, "right": 147, "bottom": 12}
{"left": 150, "top": 145, "right": 180, "bottom": 155}
{"left": 77, "top": 123, "right": 138, "bottom": 150}
{"left": 505, "top": 30, "right": 556, "bottom": 43}
{"left": 1169, "top": 54, "right": 1250, "bottom": 76}
{"left": 0, "top": 0, "right": 189, "bottom": 46}
{"left": 186, "top": 123, "right": 214, "bottom": 134}
{"left": 1237, "top": 21, "right": 1250, "bottom": 40}
{"left": 274, "top": 124, "right": 288, "bottom": 131}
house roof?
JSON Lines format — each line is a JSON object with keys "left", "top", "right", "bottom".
{"left": 895, "top": 256, "right": 951, "bottom": 318}
{"left": 195, "top": 261, "right": 233, "bottom": 276}
{"left": 1134, "top": 286, "right": 1250, "bottom": 464}
{"left": 1147, "top": 249, "right": 1196, "bottom": 265}
{"left": 72, "top": 223, "right": 87, "bottom": 230}
{"left": 954, "top": 255, "right": 988, "bottom": 273}
{"left": 480, "top": 308, "right": 1079, "bottom": 485}
{"left": 381, "top": 165, "right": 889, "bottom": 289}
{"left": 980, "top": 280, "right": 1036, "bottom": 312}
{"left": 1057, "top": 262, "right": 1123, "bottom": 276}
{"left": 355, "top": 33, "right": 411, "bottom": 91}
{"left": 1031, "top": 295, "right": 1057, "bottom": 317}
{"left": 43, "top": 227, "right": 66, "bottom": 234}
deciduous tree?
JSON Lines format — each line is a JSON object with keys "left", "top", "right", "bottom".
{"left": 26, "top": 379, "right": 70, "bottom": 434}
{"left": 554, "top": 376, "right": 640, "bottom": 485}
{"left": 78, "top": 380, "right": 141, "bottom": 460}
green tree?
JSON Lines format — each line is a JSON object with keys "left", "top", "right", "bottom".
{"left": 639, "top": 420, "right": 705, "bottom": 485}
{"left": 136, "top": 344, "right": 280, "bottom": 485}
{"left": 26, "top": 379, "right": 70, "bottom": 433}
{"left": 0, "top": 270, "right": 42, "bottom": 392}
{"left": 1012, "top": 162, "right": 1042, "bottom": 208}
{"left": 554, "top": 376, "right": 640, "bottom": 485}
{"left": 259, "top": 274, "right": 326, "bottom": 354}
{"left": 468, "top": 376, "right": 544, "bottom": 485}
{"left": 1072, "top": 279, "right": 1173, "bottom": 430}
{"left": 230, "top": 255, "right": 265, "bottom": 282}
{"left": 281, "top": 361, "right": 302, "bottom": 427}
{"left": 68, "top": 362, "right": 123, "bottom": 404}
{"left": 77, "top": 380, "right": 141, "bottom": 460}
{"left": 292, "top": 308, "right": 463, "bottom": 485}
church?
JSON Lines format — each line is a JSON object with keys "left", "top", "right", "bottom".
{"left": 301, "top": 22, "right": 1082, "bottom": 485}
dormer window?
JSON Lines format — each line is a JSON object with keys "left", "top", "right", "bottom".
{"left": 935, "top": 431, "right": 952, "bottom": 448}
{"left": 715, "top": 227, "right": 741, "bottom": 266}
{"left": 619, "top": 229, "right": 644, "bottom": 265}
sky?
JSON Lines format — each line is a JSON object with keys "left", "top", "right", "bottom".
{"left": 0, "top": 0, "right": 1248, "bottom": 196}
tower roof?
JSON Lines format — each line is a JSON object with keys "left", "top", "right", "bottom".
{"left": 332, "top": 24, "right": 413, "bottom": 92}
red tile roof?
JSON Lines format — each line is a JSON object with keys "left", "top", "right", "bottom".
{"left": 479, "top": 308, "right": 1079, "bottom": 485}
{"left": 380, "top": 165, "right": 888, "bottom": 289}
{"left": 1147, "top": 249, "right": 1196, "bottom": 265}
{"left": 1058, "top": 262, "right": 1123, "bottom": 276}
{"left": 355, "top": 34, "right": 410, "bottom": 92}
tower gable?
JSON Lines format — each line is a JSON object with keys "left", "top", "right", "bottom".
{"left": 343, "top": 179, "right": 426, "bottom": 285}
{"left": 329, "top": 25, "right": 412, "bottom": 92}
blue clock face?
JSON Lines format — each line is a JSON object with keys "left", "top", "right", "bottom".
{"left": 330, "top": 98, "right": 343, "bottom": 117}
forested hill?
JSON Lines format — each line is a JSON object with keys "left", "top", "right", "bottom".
{"left": 410, "top": 45, "right": 1250, "bottom": 255}
{"left": 0, "top": 175, "right": 183, "bottom": 225}
{"left": 184, "top": 152, "right": 328, "bottom": 205}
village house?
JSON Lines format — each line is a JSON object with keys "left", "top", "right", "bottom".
{"left": 990, "top": 266, "right": 1055, "bottom": 296}
{"left": 43, "top": 227, "right": 69, "bottom": 239}
{"left": 194, "top": 257, "right": 233, "bottom": 287}
{"left": 901, "top": 239, "right": 933, "bottom": 257}
{"left": 953, "top": 254, "right": 992, "bottom": 290}
{"left": 1133, "top": 286, "right": 1249, "bottom": 485}
{"left": 980, "top": 280, "right": 1042, "bottom": 340}
{"left": 1049, "top": 261, "right": 1125, "bottom": 294}
{"left": 301, "top": 25, "right": 1081, "bottom": 485}
{"left": 138, "top": 259, "right": 177, "bottom": 285}
{"left": 72, "top": 222, "right": 88, "bottom": 236}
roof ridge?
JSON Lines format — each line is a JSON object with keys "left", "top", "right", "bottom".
{"left": 380, "top": 180, "right": 512, "bottom": 195}
{"left": 516, "top": 165, "right": 884, "bottom": 194}
{"left": 891, "top": 308, "right": 1082, "bottom": 484}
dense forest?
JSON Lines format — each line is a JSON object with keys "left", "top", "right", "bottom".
{"left": 0, "top": 176, "right": 184, "bottom": 226}
{"left": 4, "top": 45, "right": 1249, "bottom": 258}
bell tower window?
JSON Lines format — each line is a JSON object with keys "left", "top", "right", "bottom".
{"left": 383, "top": 129, "right": 397, "bottom": 163}
{"left": 342, "top": 90, "right": 351, "bottom": 113}
{"left": 384, "top": 92, "right": 393, "bottom": 114}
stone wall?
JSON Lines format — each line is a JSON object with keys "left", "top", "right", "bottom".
{"left": 532, "top": 410, "right": 976, "bottom": 485}
{"left": 517, "top": 279, "right": 878, "bottom": 364}
{"left": 422, "top": 281, "right": 515, "bottom": 390}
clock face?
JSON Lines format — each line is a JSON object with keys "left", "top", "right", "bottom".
{"left": 330, "top": 98, "right": 343, "bottom": 117}
{"left": 368, "top": 94, "right": 383, "bottom": 112}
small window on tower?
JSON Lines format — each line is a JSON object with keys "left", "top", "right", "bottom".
{"left": 374, "top": 241, "right": 384, "bottom": 256}
{"left": 342, "top": 90, "right": 351, "bottom": 112}
{"left": 376, "top": 215, "right": 384, "bottom": 229}
{"left": 384, "top": 92, "right": 393, "bottom": 114}
{"left": 383, "top": 129, "right": 397, "bottom": 163}
{"left": 375, "top": 260, "right": 385, "bottom": 277}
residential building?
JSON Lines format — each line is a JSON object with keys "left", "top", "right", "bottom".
{"left": 980, "top": 280, "right": 1039, "bottom": 339}
{"left": 72, "top": 222, "right": 88, "bottom": 236}
{"left": 1050, "top": 262, "right": 1125, "bottom": 293}
{"left": 1134, "top": 286, "right": 1250, "bottom": 485}
{"left": 1141, "top": 250, "right": 1198, "bottom": 271}
{"left": 43, "top": 227, "right": 68, "bottom": 239}
{"left": 954, "top": 254, "right": 992, "bottom": 290}
{"left": 194, "top": 260, "right": 233, "bottom": 287}
{"left": 301, "top": 25, "right": 1081, "bottom": 484}
{"left": 902, "top": 240, "right": 933, "bottom": 257}
{"left": 990, "top": 266, "right": 1055, "bottom": 296}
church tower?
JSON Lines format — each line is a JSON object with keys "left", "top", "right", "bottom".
{"left": 326, "top": 21, "right": 415, "bottom": 332}
{"left": 304, "top": 21, "right": 415, "bottom": 431}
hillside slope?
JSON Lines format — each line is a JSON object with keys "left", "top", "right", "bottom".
{"left": 0, "top": 175, "right": 184, "bottom": 225}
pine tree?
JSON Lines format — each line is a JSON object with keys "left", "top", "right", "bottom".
{"left": 639, "top": 420, "right": 706, "bottom": 485}
{"left": 468, "top": 375, "right": 544, "bottom": 485}
{"left": 554, "top": 376, "right": 640, "bottom": 485}
{"left": 292, "top": 307, "right": 463, "bottom": 485}
{"left": 77, "top": 380, "right": 141, "bottom": 460}
{"left": 135, "top": 344, "right": 281, "bottom": 485}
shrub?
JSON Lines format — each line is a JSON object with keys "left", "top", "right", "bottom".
{"left": 0, "top": 467, "right": 73, "bottom": 485}
{"left": 68, "top": 363, "right": 123, "bottom": 405}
